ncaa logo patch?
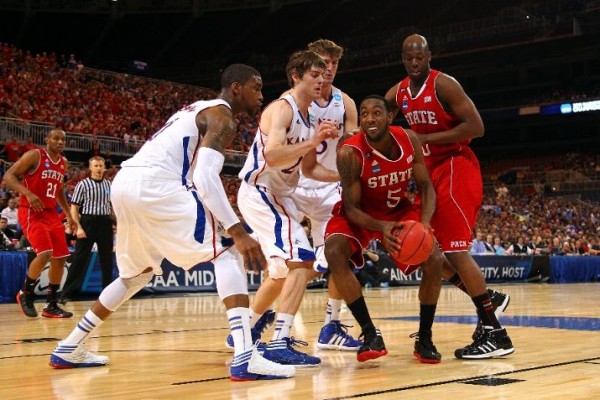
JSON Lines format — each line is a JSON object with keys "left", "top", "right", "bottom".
{"left": 333, "top": 93, "right": 342, "bottom": 101}
{"left": 371, "top": 160, "right": 381, "bottom": 173}
{"left": 402, "top": 100, "right": 408, "bottom": 110}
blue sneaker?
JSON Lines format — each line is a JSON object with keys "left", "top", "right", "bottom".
{"left": 263, "top": 337, "right": 321, "bottom": 367}
{"left": 226, "top": 309, "right": 276, "bottom": 349}
{"left": 230, "top": 345, "right": 295, "bottom": 381}
{"left": 317, "top": 321, "right": 363, "bottom": 351}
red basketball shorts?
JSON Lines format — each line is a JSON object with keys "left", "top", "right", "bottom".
{"left": 428, "top": 147, "right": 482, "bottom": 252}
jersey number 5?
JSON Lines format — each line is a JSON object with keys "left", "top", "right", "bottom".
{"left": 387, "top": 188, "right": 402, "bottom": 208}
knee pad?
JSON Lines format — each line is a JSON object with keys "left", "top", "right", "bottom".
{"left": 268, "top": 256, "right": 289, "bottom": 279}
{"left": 99, "top": 270, "right": 153, "bottom": 311}
{"left": 214, "top": 248, "right": 248, "bottom": 299}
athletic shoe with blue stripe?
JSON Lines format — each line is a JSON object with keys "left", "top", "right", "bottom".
{"left": 230, "top": 344, "right": 295, "bottom": 381}
{"left": 226, "top": 309, "right": 275, "bottom": 349}
{"left": 317, "top": 321, "right": 362, "bottom": 351}
{"left": 262, "top": 337, "right": 321, "bottom": 367}
{"left": 50, "top": 341, "right": 109, "bottom": 369}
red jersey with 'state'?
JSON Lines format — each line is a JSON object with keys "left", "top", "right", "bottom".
{"left": 19, "top": 149, "right": 66, "bottom": 209}
{"left": 336, "top": 125, "right": 414, "bottom": 221}
{"left": 395, "top": 69, "right": 470, "bottom": 167}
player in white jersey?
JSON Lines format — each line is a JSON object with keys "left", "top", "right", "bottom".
{"left": 238, "top": 50, "right": 339, "bottom": 367}
{"left": 50, "top": 64, "right": 295, "bottom": 381}
{"left": 242, "top": 39, "right": 363, "bottom": 352}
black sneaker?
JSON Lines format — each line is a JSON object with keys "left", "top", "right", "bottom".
{"left": 455, "top": 328, "right": 514, "bottom": 359}
{"left": 410, "top": 331, "right": 441, "bottom": 364}
{"left": 357, "top": 328, "right": 388, "bottom": 362}
{"left": 42, "top": 303, "right": 73, "bottom": 319}
{"left": 472, "top": 289, "right": 511, "bottom": 340}
{"left": 16, "top": 290, "right": 38, "bottom": 318}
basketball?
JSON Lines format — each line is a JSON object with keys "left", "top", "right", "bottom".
{"left": 388, "top": 220, "right": 434, "bottom": 265}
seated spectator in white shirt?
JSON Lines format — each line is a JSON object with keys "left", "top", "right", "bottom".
{"left": 507, "top": 236, "right": 533, "bottom": 255}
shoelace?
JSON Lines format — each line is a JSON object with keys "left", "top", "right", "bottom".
{"left": 336, "top": 322, "right": 354, "bottom": 335}
{"left": 358, "top": 328, "right": 381, "bottom": 342}
{"left": 288, "top": 337, "right": 309, "bottom": 348}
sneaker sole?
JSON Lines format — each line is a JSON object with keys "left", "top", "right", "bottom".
{"left": 317, "top": 343, "right": 361, "bottom": 351}
{"left": 49, "top": 355, "right": 107, "bottom": 369}
{"left": 230, "top": 373, "right": 290, "bottom": 381}
{"left": 357, "top": 349, "right": 388, "bottom": 362}
{"left": 413, "top": 351, "right": 441, "bottom": 364}
{"left": 16, "top": 293, "right": 38, "bottom": 318}
{"left": 455, "top": 347, "right": 515, "bottom": 359}
{"left": 42, "top": 311, "right": 73, "bottom": 318}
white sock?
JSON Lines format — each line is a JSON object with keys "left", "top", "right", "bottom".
{"left": 325, "top": 298, "right": 343, "bottom": 325}
{"left": 63, "top": 310, "right": 104, "bottom": 345}
{"left": 227, "top": 307, "right": 253, "bottom": 356}
{"left": 272, "top": 313, "right": 294, "bottom": 340}
{"left": 249, "top": 308, "right": 262, "bottom": 329}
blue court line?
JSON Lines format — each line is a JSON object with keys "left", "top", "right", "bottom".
{"left": 383, "top": 315, "right": 600, "bottom": 331}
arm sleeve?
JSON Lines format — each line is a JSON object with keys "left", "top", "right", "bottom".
{"left": 192, "top": 147, "right": 240, "bottom": 231}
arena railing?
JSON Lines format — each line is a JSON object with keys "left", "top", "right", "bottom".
{"left": 0, "top": 117, "right": 248, "bottom": 167}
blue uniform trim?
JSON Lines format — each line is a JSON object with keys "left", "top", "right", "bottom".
{"left": 243, "top": 142, "right": 260, "bottom": 183}
{"left": 191, "top": 191, "right": 206, "bottom": 243}
{"left": 181, "top": 136, "right": 191, "bottom": 186}
{"left": 256, "top": 187, "right": 284, "bottom": 251}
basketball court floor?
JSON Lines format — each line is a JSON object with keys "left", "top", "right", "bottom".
{"left": 1, "top": 282, "right": 599, "bottom": 399}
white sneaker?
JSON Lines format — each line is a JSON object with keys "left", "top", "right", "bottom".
{"left": 50, "top": 341, "right": 109, "bottom": 369}
{"left": 230, "top": 344, "right": 295, "bottom": 381}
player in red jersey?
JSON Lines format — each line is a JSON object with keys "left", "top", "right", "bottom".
{"left": 324, "top": 95, "right": 445, "bottom": 363}
{"left": 385, "top": 34, "right": 514, "bottom": 359}
{"left": 3, "top": 128, "right": 75, "bottom": 318}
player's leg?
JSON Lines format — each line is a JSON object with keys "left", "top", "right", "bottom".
{"left": 432, "top": 154, "right": 513, "bottom": 359}
{"left": 316, "top": 270, "right": 362, "bottom": 351}
{"left": 215, "top": 249, "right": 294, "bottom": 381}
{"left": 410, "top": 246, "right": 443, "bottom": 363}
{"left": 325, "top": 233, "right": 387, "bottom": 362}
{"left": 43, "top": 215, "right": 75, "bottom": 318}
{"left": 262, "top": 260, "right": 321, "bottom": 367}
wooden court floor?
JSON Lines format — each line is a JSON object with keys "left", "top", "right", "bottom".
{"left": 1, "top": 283, "right": 599, "bottom": 400}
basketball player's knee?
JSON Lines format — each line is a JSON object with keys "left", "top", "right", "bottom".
{"left": 324, "top": 243, "right": 345, "bottom": 272}
{"left": 267, "top": 257, "right": 289, "bottom": 280}
{"left": 214, "top": 249, "right": 248, "bottom": 299}
{"left": 99, "top": 270, "right": 153, "bottom": 311}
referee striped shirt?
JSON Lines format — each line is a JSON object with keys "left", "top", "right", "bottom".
{"left": 71, "top": 177, "right": 112, "bottom": 215}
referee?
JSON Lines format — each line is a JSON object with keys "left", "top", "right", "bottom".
{"left": 60, "top": 156, "right": 114, "bottom": 303}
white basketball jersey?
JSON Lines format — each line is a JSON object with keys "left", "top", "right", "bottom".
{"left": 121, "top": 99, "right": 229, "bottom": 186}
{"left": 297, "top": 86, "right": 346, "bottom": 189}
{"left": 239, "top": 94, "right": 314, "bottom": 196}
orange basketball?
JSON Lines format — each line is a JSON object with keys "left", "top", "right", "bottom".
{"left": 388, "top": 220, "right": 434, "bottom": 265}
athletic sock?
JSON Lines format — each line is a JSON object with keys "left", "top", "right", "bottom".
{"left": 63, "top": 310, "right": 104, "bottom": 345}
{"left": 227, "top": 307, "right": 252, "bottom": 356}
{"left": 472, "top": 292, "right": 501, "bottom": 329}
{"left": 324, "top": 298, "right": 342, "bottom": 325}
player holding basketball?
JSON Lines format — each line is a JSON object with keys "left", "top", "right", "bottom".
{"left": 3, "top": 129, "right": 75, "bottom": 319}
{"left": 324, "top": 95, "right": 445, "bottom": 363}
{"left": 385, "top": 34, "right": 514, "bottom": 359}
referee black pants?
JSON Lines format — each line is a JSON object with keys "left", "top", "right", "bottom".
{"left": 62, "top": 215, "right": 114, "bottom": 298}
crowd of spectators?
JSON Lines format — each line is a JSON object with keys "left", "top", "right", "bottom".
{"left": 472, "top": 190, "right": 600, "bottom": 256}
{"left": 0, "top": 43, "right": 256, "bottom": 153}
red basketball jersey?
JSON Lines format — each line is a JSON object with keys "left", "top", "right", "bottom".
{"left": 395, "top": 69, "right": 470, "bottom": 166}
{"left": 20, "top": 149, "right": 66, "bottom": 209}
{"left": 338, "top": 126, "right": 414, "bottom": 221}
